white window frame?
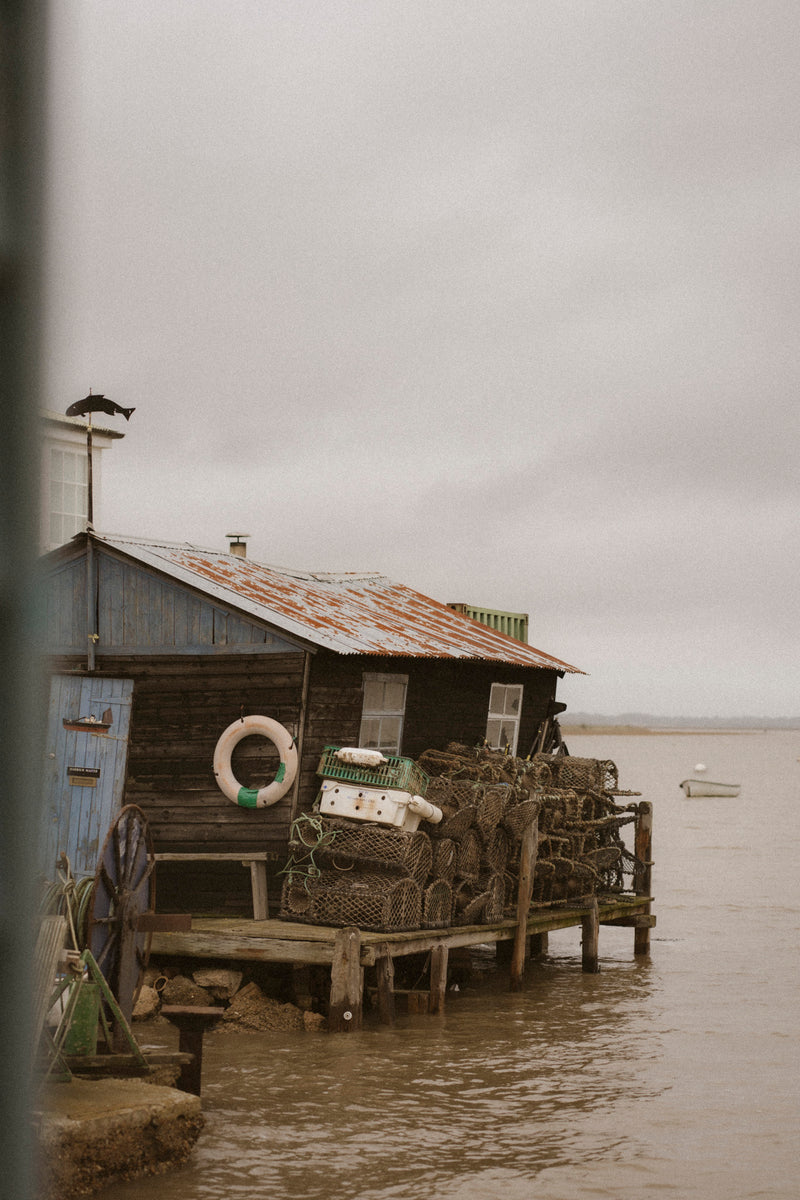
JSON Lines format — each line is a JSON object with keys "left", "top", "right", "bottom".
{"left": 358, "top": 673, "right": 408, "bottom": 756}
{"left": 485, "top": 682, "right": 524, "bottom": 756}
{"left": 48, "top": 446, "right": 89, "bottom": 548}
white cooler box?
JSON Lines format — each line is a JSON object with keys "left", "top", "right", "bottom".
{"left": 318, "top": 779, "right": 442, "bottom": 832}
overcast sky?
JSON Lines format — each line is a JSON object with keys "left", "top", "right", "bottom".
{"left": 44, "top": 2, "right": 799, "bottom": 718}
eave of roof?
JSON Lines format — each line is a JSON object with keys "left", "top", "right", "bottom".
{"left": 79, "top": 532, "right": 584, "bottom": 672}
{"left": 42, "top": 409, "right": 126, "bottom": 439}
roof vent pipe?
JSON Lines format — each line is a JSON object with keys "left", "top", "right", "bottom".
{"left": 226, "top": 533, "right": 249, "bottom": 558}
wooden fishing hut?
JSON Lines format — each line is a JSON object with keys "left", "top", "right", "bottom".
{"left": 39, "top": 531, "right": 654, "bottom": 1028}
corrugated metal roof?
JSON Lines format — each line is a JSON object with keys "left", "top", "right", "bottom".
{"left": 91, "top": 533, "right": 583, "bottom": 672}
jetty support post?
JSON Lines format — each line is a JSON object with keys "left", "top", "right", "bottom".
{"left": 429, "top": 944, "right": 448, "bottom": 1014}
{"left": 160, "top": 1006, "right": 222, "bottom": 1095}
{"left": 375, "top": 943, "right": 395, "bottom": 1026}
{"left": 633, "top": 801, "right": 653, "bottom": 956}
{"left": 581, "top": 897, "right": 600, "bottom": 973}
{"left": 329, "top": 926, "right": 363, "bottom": 1032}
{"left": 510, "top": 815, "right": 538, "bottom": 991}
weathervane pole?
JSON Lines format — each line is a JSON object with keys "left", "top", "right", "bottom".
{"left": 86, "top": 411, "right": 94, "bottom": 528}
{"left": 64, "top": 388, "right": 136, "bottom": 533}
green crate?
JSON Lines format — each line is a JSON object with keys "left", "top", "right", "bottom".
{"left": 317, "top": 746, "right": 429, "bottom": 796}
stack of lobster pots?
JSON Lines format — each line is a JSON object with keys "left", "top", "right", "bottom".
{"left": 279, "top": 743, "right": 640, "bottom": 933}
{"left": 418, "top": 743, "right": 640, "bottom": 912}
{"left": 279, "top": 747, "right": 446, "bottom": 933}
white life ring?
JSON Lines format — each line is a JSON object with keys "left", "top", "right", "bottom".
{"left": 213, "top": 715, "right": 298, "bottom": 808}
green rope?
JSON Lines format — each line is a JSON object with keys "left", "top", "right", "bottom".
{"left": 278, "top": 812, "right": 338, "bottom": 892}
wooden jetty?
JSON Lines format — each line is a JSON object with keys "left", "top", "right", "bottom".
{"left": 151, "top": 895, "right": 654, "bottom": 1033}
{"left": 150, "top": 801, "right": 654, "bottom": 1031}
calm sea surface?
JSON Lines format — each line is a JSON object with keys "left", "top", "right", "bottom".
{"left": 102, "top": 731, "right": 800, "bottom": 1200}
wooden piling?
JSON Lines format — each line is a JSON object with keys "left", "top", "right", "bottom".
{"left": 375, "top": 943, "right": 395, "bottom": 1025}
{"left": 429, "top": 944, "right": 448, "bottom": 1014}
{"left": 329, "top": 926, "right": 363, "bottom": 1032}
{"left": 581, "top": 897, "right": 600, "bottom": 973}
{"left": 510, "top": 815, "right": 538, "bottom": 991}
{"left": 530, "top": 931, "right": 548, "bottom": 957}
{"left": 633, "top": 801, "right": 653, "bottom": 956}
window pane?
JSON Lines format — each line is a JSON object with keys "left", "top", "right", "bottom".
{"left": 505, "top": 686, "right": 522, "bottom": 715}
{"left": 377, "top": 716, "right": 401, "bottom": 752}
{"left": 360, "top": 718, "right": 380, "bottom": 749}
{"left": 362, "top": 680, "right": 384, "bottom": 710}
{"left": 485, "top": 718, "right": 503, "bottom": 748}
{"left": 498, "top": 720, "right": 516, "bottom": 749}
{"left": 382, "top": 681, "right": 406, "bottom": 712}
{"left": 488, "top": 684, "right": 504, "bottom": 715}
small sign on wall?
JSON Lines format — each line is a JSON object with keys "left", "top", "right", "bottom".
{"left": 68, "top": 766, "right": 101, "bottom": 787}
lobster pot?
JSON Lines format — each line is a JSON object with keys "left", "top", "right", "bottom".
{"left": 452, "top": 872, "right": 503, "bottom": 925}
{"left": 520, "top": 759, "right": 552, "bottom": 790}
{"left": 502, "top": 798, "right": 541, "bottom": 843}
{"left": 314, "top": 818, "right": 433, "bottom": 884}
{"left": 582, "top": 845, "right": 622, "bottom": 875}
{"left": 455, "top": 828, "right": 482, "bottom": 880}
{"left": 425, "top": 775, "right": 457, "bottom": 811}
{"left": 532, "top": 859, "right": 556, "bottom": 903}
{"left": 537, "top": 790, "right": 579, "bottom": 833}
{"left": 481, "top": 825, "right": 510, "bottom": 874}
{"left": 452, "top": 879, "right": 477, "bottom": 920}
{"left": 538, "top": 756, "right": 618, "bottom": 794}
{"left": 422, "top": 880, "right": 452, "bottom": 929}
{"left": 437, "top": 806, "right": 475, "bottom": 840}
{"left": 450, "top": 779, "right": 483, "bottom": 810}
{"left": 480, "top": 872, "right": 506, "bottom": 923}
{"left": 475, "top": 784, "right": 511, "bottom": 839}
{"left": 280, "top": 871, "right": 422, "bottom": 932}
{"left": 431, "top": 837, "right": 457, "bottom": 883}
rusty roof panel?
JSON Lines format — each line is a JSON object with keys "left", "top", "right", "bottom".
{"left": 93, "top": 534, "right": 583, "bottom": 673}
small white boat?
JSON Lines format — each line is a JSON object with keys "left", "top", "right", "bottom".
{"left": 680, "top": 778, "right": 741, "bottom": 798}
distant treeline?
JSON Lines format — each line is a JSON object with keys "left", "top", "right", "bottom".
{"left": 562, "top": 713, "right": 800, "bottom": 730}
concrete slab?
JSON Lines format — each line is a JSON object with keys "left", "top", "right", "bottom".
{"left": 33, "top": 1077, "right": 204, "bottom": 1199}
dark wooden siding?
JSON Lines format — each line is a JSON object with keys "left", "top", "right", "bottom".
{"left": 301, "top": 652, "right": 559, "bottom": 786}
{"left": 45, "top": 650, "right": 559, "bottom": 914}
{"left": 47, "top": 653, "right": 307, "bottom": 856}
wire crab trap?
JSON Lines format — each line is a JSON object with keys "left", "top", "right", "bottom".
{"left": 502, "top": 797, "right": 541, "bottom": 841}
{"left": 451, "top": 872, "right": 505, "bottom": 925}
{"left": 474, "top": 784, "right": 513, "bottom": 839}
{"left": 279, "top": 870, "right": 422, "bottom": 932}
{"left": 422, "top": 880, "right": 453, "bottom": 929}
{"left": 306, "top": 817, "right": 433, "bottom": 884}
{"left": 535, "top": 755, "right": 619, "bottom": 794}
{"left": 480, "top": 825, "right": 510, "bottom": 875}
{"left": 431, "top": 837, "right": 457, "bottom": 883}
{"left": 454, "top": 828, "right": 482, "bottom": 879}
{"left": 436, "top": 806, "right": 475, "bottom": 840}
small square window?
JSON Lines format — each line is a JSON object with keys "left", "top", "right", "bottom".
{"left": 486, "top": 683, "right": 523, "bottom": 755}
{"left": 359, "top": 673, "right": 408, "bottom": 755}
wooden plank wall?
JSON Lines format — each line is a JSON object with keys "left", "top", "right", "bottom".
{"left": 47, "top": 653, "right": 307, "bottom": 855}
{"left": 303, "top": 652, "right": 558, "bottom": 772}
{"left": 45, "top": 650, "right": 560, "bottom": 913}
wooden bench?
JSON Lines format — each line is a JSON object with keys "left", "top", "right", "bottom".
{"left": 153, "top": 852, "right": 277, "bottom": 921}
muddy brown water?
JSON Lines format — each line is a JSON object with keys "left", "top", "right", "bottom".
{"left": 99, "top": 731, "right": 799, "bottom": 1199}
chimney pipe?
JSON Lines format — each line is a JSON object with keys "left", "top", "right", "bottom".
{"left": 226, "top": 533, "right": 249, "bottom": 558}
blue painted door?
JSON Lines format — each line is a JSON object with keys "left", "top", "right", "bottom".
{"left": 40, "top": 676, "right": 134, "bottom": 880}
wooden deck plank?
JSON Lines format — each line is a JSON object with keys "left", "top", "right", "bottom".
{"left": 150, "top": 897, "right": 654, "bottom": 967}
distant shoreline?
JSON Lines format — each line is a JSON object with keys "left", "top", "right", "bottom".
{"left": 561, "top": 725, "right": 769, "bottom": 736}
